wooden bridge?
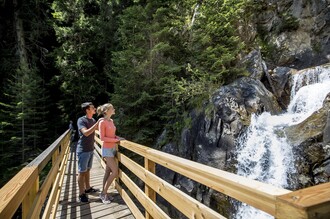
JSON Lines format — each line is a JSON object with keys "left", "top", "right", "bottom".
{"left": 0, "top": 129, "right": 329, "bottom": 219}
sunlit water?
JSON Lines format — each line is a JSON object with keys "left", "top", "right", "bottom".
{"left": 234, "top": 66, "right": 330, "bottom": 219}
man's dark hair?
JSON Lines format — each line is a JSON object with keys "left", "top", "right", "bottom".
{"left": 81, "top": 102, "right": 93, "bottom": 112}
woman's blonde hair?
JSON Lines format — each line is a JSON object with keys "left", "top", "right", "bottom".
{"left": 97, "top": 103, "right": 113, "bottom": 116}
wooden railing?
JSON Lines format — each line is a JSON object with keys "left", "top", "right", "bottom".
{"left": 94, "top": 130, "right": 330, "bottom": 219}
{"left": 0, "top": 130, "right": 71, "bottom": 219}
{"left": 1, "top": 129, "right": 329, "bottom": 219}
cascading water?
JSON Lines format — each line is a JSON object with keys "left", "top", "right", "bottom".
{"left": 234, "top": 66, "right": 330, "bottom": 219}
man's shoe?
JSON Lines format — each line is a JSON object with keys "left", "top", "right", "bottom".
{"left": 79, "top": 193, "right": 89, "bottom": 203}
{"left": 85, "top": 186, "right": 100, "bottom": 193}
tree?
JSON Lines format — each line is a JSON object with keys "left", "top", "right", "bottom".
{"left": 51, "top": 0, "right": 113, "bottom": 121}
{"left": 111, "top": 1, "right": 189, "bottom": 144}
{"left": 161, "top": 0, "right": 250, "bottom": 134}
{"left": 0, "top": 0, "right": 50, "bottom": 186}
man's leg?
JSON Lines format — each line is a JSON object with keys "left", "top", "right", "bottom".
{"left": 85, "top": 170, "right": 90, "bottom": 189}
{"left": 84, "top": 151, "right": 100, "bottom": 193}
{"left": 78, "top": 172, "right": 87, "bottom": 195}
{"left": 77, "top": 152, "right": 89, "bottom": 202}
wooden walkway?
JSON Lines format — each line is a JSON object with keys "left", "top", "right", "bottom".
{"left": 55, "top": 146, "right": 135, "bottom": 219}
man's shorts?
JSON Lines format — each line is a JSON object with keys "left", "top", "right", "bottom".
{"left": 102, "top": 147, "right": 116, "bottom": 157}
{"left": 77, "top": 151, "right": 94, "bottom": 172}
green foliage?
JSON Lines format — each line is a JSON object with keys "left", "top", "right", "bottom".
{"left": 0, "top": 0, "right": 259, "bottom": 186}
{"left": 0, "top": 65, "right": 49, "bottom": 187}
{"left": 187, "top": 0, "right": 246, "bottom": 84}
{"left": 160, "top": 0, "right": 249, "bottom": 140}
{"left": 278, "top": 12, "right": 299, "bottom": 33}
{"left": 5, "top": 65, "right": 48, "bottom": 154}
{"left": 0, "top": 0, "right": 52, "bottom": 187}
{"left": 109, "top": 0, "right": 251, "bottom": 144}
{"left": 51, "top": 0, "right": 115, "bottom": 120}
{"left": 111, "top": 2, "right": 186, "bottom": 145}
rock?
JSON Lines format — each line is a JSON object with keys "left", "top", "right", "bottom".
{"left": 323, "top": 110, "right": 330, "bottom": 145}
{"left": 255, "top": 0, "right": 330, "bottom": 68}
{"left": 285, "top": 93, "right": 330, "bottom": 146}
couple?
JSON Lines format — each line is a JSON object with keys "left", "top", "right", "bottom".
{"left": 76, "top": 102, "right": 123, "bottom": 204}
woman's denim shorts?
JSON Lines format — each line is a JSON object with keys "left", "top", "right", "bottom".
{"left": 102, "top": 147, "right": 117, "bottom": 157}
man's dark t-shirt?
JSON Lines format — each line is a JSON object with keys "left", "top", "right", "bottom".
{"left": 77, "top": 116, "right": 96, "bottom": 153}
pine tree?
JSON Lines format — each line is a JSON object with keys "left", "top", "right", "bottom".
{"left": 51, "top": 0, "right": 115, "bottom": 120}
{"left": 160, "top": 0, "right": 250, "bottom": 135}
{"left": 111, "top": 1, "right": 188, "bottom": 144}
{"left": 0, "top": 0, "right": 50, "bottom": 185}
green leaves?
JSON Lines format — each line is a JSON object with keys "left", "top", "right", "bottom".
{"left": 109, "top": 0, "right": 251, "bottom": 144}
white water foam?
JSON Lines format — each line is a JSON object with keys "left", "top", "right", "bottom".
{"left": 234, "top": 66, "right": 330, "bottom": 219}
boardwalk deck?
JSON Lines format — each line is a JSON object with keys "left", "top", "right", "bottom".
{"left": 56, "top": 147, "right": 134, "bottom": 219}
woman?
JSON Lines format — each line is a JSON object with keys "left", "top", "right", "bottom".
{"left": 97, "top": 103, "right": 121, "bottom": 204}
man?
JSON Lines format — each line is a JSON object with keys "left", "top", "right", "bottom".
{"left": 76, "top": 102, "right": 101, "bottom": 202}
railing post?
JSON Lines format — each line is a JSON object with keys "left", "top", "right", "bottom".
{"left": 0, "top": 166, "right": 38, "bottom": 219}
{"left": 145, "top": 158, "right": 156, "bottom": 219}
{"left": 52, "top": 147, "right": 59, "bottom": 162}
{"left": 22, "top": 176, "right": 39, "bottom": 219}
{"left": 275, "top": 182, "right": 330, "bottom": 219}
{"left": 115, "top": 144, "right": 120, "bottom": 187}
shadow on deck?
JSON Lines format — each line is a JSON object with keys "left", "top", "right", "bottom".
{"left": 56, "top": 144, "right": 134, "bottom": 219}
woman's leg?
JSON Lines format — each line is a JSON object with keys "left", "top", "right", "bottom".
{"left": 103, "top": 165, "right": 111, "bottom": 192}
{"left": 103, "top": 157, "right": 118, "bottom": 194}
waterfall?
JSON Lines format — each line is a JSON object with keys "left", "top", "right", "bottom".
{"left": 234, "top": 66, "right": 330, "bottom": 219}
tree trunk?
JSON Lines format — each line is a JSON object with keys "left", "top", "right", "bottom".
{"left": 13, "top": 0, "right": 28, "bottom": 162}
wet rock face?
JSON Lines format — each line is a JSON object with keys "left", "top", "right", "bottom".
{"left": 324, "top": 110, "right": 330, "bottom": 145}
{"left": 159, "top": 78, "right": 281, "bottom": 170}
{"left": 240, "top": 49, "right": 265, "bottom": 81}
{"left": 188, "top": 77, "right": 281, "bottom": 169}
{"left": 155, "top": 1, "right": 330, "bottom": 217}
{"left": 285, "top": 106, "right": 329, "bottom": 147}
{"left": 269, "top": 67, "right": 294, "bottom": 108}
{"left": 291, "top": 93, "right": 330, "bottom": 186}
{"left": 255, "top": 0, "right": 330, "bottom": 68}
{"left": 157, "top": 77, "right": 281, "bottom": 217}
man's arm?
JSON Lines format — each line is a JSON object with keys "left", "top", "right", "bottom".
{"left": 80, "top": 119, "right": 101, "bottom": 137}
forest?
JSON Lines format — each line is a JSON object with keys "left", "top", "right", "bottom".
{"left": 0, "top": 0, "right": 255, "bottom": 187}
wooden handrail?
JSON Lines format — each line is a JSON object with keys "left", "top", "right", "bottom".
{"left": 0, "top": 129, "right": 71, "bottom": 219}
{"left": 94, "top": 130, "right": 330, "bottom": 219}
{"left": 120, "top": 140, "right": 290, "bottom": 215}
{"left": 1, "top": 129, "right": 329, "bottom": 219}
{"left": 276, "top": 182, "right": 330, "bottom": 218}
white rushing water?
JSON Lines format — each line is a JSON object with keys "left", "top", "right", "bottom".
{"left": 234, "top": 66, "right": 330, "bottom": 219}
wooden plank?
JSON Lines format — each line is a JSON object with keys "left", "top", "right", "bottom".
{"left": 55, "top": 149, "right": 134, "bottom": 219}
{"left": 149, "top": 149, "right": 290, "bottom": 215}
{"left": 119, "top": 152, "right": 225, "bottom": 219}
{"left": 119, "top": 140, "right": 149, "bottom": 157}
{"left": 27, "top": 137, "right": 69, "bottom": 219}
{"left": 48, "top": 142, "right": 71, "bottom": 219}
{"left": 94, "top": 149, "right": 106, "bottom": 169}
{"left": 276, "top": 182, "right": 330, "bottom": 219}
{"left": 22, "top": 176, "right": 39, "bottom": 219}
{"left": 42, "top": 149, "right": 67, "bottom": 218}
{"left": 28, "top": 130, "right": 70, "bottom": 172}
{"left": 116, "top": 183, "right": 144, "bottom": 219}
{"left": 119, "top": 140, "right": 291, "bottom": 216}
{"left": 119, "top": 169, "right": 170, "bottom": 219}
{"left": 276, "top": 200, "right": 307, "bottom": 218}
{"left": 0, "top": 166, "right": 38, "bottom": 219}
{"left": 95, "top": 135, "right": 103, "bottom": 148}
{"left": 145, "top": 158, "right": 156, "bottom": 219}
